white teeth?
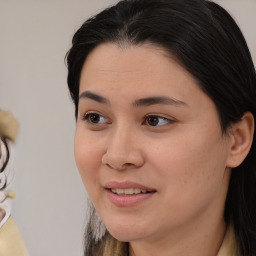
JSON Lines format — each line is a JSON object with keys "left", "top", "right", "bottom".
{"left": 111, "top": 188, "right": 148, "bottom": 195}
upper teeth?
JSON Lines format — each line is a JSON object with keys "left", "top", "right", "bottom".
{"left": 111, "top": 188, "right": 148, "bottom": 195}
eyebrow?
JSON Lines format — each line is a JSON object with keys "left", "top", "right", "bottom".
{"left": 79, "top": 91, "right": 110, "bottom": 104}
{"left": 79, "top": 90, "right": 187, "bottom": 107}
{"left": 133, "top": 96, "right": 187, "bottom": 107}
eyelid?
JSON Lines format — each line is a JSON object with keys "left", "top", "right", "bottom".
{"left": 82, "top": 110, "right": 97, "bottom": 119}
{"left": 82, "top": 111, "right": 109, "bottom": 125}
{"left": 144, "top": 114, "right": 175, "bottom": 127}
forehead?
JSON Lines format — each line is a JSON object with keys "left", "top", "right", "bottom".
{"left": 78, "top": 43, "right": 221, "bottom": 131}
{"left": 81, "top": 43, "right": 179, "bottom": 77}
{"left": 79, "top": 43, "right": 202, "bottom": 99}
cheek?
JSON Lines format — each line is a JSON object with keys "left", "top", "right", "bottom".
{"left": 158, "top": 126, "right": 226, "bottom": 173}
{"left": 74, "top": 130, "right": 104, "bottom": 190}
{"left": 148, "top": 130, "right": 229, "bottom": 202}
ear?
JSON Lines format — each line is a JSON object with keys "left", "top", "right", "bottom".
{"left": 226, "top": 112, "right": 255, "bottom": 168}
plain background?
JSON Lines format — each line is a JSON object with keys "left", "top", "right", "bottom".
{"left": 0, "top": 1, "right": 255, "bottom": 255}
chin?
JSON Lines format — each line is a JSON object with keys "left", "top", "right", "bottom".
{"left": 105, "top": 221, "right": 150, "bottom": 242}
{"left": 109, "top": 230, "right": 142, "bottom": 242}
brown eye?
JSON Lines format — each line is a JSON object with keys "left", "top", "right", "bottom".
{"left": 144, "top": 115, "right": 173, "bottom": 127}
{"left": 89, "top": 113, "right": 100, "bottom": 123}
{"left": 83, "top": 113, "right": 107, "bottom": 124}
{"left": 146, "top": 116, "right": 160, "bottom": 126}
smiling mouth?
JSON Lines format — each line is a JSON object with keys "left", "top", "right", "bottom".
{"left": 110, "top": 188, "right": 154, "bottom": 196}
{"left": 106, "top": 183, "right": 156, "bottom": 206}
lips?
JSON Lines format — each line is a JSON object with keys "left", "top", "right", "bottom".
{"left": 105, "top": 181, "right": 156, "bottom": 207}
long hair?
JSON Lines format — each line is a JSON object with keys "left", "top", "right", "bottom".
{"left": 66, "top": 0, "right": 256, "bottom": 255}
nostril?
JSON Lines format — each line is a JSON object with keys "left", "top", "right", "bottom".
{"left": 102, "top": 150, "right": 145, "bottom": 170}
{"left": 104, "top": 161, "right": 135, "bottom": 171}
{"left": 106, "top": 163, "right": 113, "bottom": 169}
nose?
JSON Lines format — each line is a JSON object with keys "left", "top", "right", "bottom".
{"left": 102, "top": 126, "right": 145, "bottom": 171}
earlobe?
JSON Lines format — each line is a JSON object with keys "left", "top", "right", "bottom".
{"left": 226, "top": 112, "right": 255, "bottom": 168}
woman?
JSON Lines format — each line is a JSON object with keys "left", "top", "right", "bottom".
{"left": 66, "top": 0, "right": 256, "bottom": 255}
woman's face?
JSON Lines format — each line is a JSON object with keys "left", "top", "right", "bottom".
{"left": 75, "top": 43, "right": 232, "bottom": 243}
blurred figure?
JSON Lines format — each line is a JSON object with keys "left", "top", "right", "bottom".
{"left": 0, "top": 110, "right": 29, "bottom": 256}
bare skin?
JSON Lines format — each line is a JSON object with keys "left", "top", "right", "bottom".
{"left": 75, "top": 43, "right": 254, "bottom": 256}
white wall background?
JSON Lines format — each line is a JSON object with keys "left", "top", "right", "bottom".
{"left": 0, "top": 1, "right": 255, "bottom": 256}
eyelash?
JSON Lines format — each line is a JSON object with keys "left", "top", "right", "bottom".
{"left": 82, "top": 112, "right": 175, "bottom": 127}
{"left": 143, "top": 115, "right": 174, "bottom": 127}
{"left": 82, "top": 112, "right": 109, "bottom": 125}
